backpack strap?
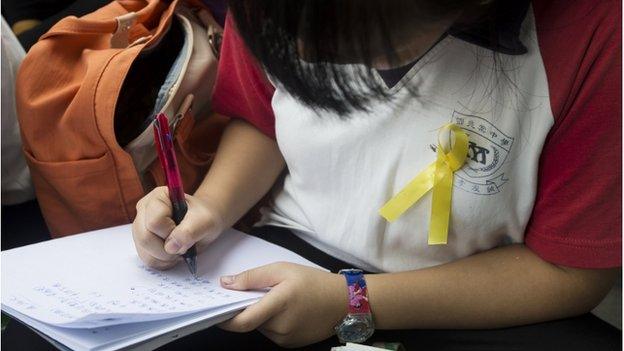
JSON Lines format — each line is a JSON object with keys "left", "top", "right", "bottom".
{"left": 39, "top": 0, "right": 170, "bottom": 38}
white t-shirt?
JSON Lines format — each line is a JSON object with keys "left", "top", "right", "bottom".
{"left": 259, "top": 12, "right": 551, "bottom": 272}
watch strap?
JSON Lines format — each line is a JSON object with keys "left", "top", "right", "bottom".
{"left": 340, "top": 269, "right": 371, "bottom": 315}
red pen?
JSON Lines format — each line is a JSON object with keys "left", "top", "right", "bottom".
{"left": 153, "top": 113, "right": 197, "bottom": 278}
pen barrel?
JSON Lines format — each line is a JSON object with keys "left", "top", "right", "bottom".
{"left": 183, "top": 245, "right": 197, "bottom": 260}
{"left": 172, "top": 200, "right": 188, "bottom": 225}
{"left": 172, "top": 199, "right": 196, "bottom": 265}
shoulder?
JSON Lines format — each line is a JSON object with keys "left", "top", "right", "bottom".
{"left": 531, "top": 0, "right": 620, "bottom": 120}
{"left": 524, "top": 0, "right": 621, "bottom": 268}
{"left": 212, "top": 14, "right": 276, "bottom": 138}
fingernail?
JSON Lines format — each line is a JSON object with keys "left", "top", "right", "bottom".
{"left": 220, "top": 275, "right": 234, "bottom": 286}
{"left": 165, "top": 238, "right": 181, "bottom": 254}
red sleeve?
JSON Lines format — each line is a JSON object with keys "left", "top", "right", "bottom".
{"left": 211, "top": 14, "right": 276, "bottom": 138}
{"left": 525, "top": 0, "right": 621, "bottom": 268}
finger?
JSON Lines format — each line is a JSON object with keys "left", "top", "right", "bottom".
{"left": 136, "top": 246, "right": 178, "bottom": 270}
{"left": 143, "top": 187, "right": 176, "bottom": 240}
{"left": 165, "top": 197, "right": 221, "bottom": 255}
{"left": 135, "top": 232, "right": 178, "bottom": 262}
{"left": 132, "top": 210, "right": 178, "bottom": 262}
{"left": 220, "top": 262, "right": 288, "bottom": 291}
{"left": 219, "top": 288, "right": 288, "bottom": 333}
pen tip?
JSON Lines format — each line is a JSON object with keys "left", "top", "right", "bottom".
{"left": 184, "top": 256, "right": 197, "bottom": 279}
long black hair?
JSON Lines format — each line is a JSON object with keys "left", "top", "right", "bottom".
{"left": 228, "top": 0, "right": 499, "bottom": 115}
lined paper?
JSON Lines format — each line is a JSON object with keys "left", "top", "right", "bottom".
{"left": 2, "top": 225, "right": 321, "bottom": 330}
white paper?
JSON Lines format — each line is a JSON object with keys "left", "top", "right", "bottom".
{"left": 2, "top": 225, "right": 322, "bottom": 330}
{"left": 4, "top": 300, "right": 250, "bottom": 351}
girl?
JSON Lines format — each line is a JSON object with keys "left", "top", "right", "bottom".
{"left": 132, "top": 0, "right": 621, "bottom": 349}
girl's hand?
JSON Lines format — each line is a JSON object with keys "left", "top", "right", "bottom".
{"left": 132, "top": 186, "right": 225, "bottom": 270}
{"left": 219, "top": 262, "right": 349, "bottom": 348}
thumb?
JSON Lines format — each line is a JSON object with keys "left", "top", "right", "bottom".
{"left": 220, "top": 263, "right": 287, "bottom": 291}
{"left": 164, "top": 195, "right": 224, "bottom": 255}
{"left": 164, "top": 215, "right": 218, "bottom": 255}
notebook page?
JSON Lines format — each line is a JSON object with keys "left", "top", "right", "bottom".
{"left": 3, "top": 300, "right": 251, "bottom": 351}
{"left": 1, "top": 225, "right": 323, "bottom": 329}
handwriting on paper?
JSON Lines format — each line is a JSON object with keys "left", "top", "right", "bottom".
{"left": 5, "top": 264, "right": 242, "bottom": 327}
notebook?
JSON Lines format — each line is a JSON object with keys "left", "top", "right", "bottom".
{"left": 1, "top": 225, "right": 323, "bottom": 350}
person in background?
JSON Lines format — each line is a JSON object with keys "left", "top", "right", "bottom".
{"left": 1, "top": 16, "right": 34, "bottom": 206}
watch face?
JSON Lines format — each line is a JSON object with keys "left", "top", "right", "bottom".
{"left": 336, "top": 314, "right": 375, "bottom": 343}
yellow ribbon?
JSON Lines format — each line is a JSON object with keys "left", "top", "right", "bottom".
{"left": 379, "top": 124, "right": 469, "bottom": 245}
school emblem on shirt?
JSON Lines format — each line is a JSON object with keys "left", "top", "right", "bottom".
{"left": 447, "top": 111, "right": 514, "bottom": 195}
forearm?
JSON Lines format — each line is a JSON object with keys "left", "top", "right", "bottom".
{"left": 365, "top": 244, "right": 618, "bottom": 329}
{"left": 194, "top": 119, "right": 284, "bottom": 227}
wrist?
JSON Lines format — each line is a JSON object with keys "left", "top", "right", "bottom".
{"left": 194, "top": 184, "right": 262, "bottom": 229}
{"left": 362, "top": 273, "right": 392, "bottom": 330}
{"left": 191, "top": 190, "right": 228, "bottom": 231}
{"left": 327, "top": 273, "right": 350, "bottom": 323}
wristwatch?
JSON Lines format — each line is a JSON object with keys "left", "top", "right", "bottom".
{"left": 334, "top": 269, "right": 375, "bottom": 343}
